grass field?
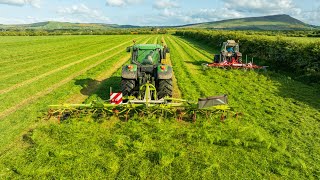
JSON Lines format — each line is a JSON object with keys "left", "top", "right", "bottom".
{"left": 0, "top": 34, "right": 319, "bottom": 179}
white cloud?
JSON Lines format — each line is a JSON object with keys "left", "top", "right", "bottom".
{"left": 187, "top": 8, "right": 244, "bottom": 23}
{"left": 153, "top": 0, "right": 179, "bottom": 10}
{"left": 224, "top": 0, "right": 299, "bottom": 14}
{"left": 58, "top": 4, "right": 111, "bottom": 23}
{"left": 298, "top": 6, "right": 320, "bottom": 25}
{"left": 105, "top": 0, "right": 143, "bottom": 7}
{"left": 0, "top": 0, "right": 40, "bottom": 8}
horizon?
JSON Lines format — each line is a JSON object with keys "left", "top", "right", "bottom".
{"left": 0, "top": 0, "right": 319, "bottom": 26}
{"left": 0, "top": 14, "right": 313, "bottom": 27}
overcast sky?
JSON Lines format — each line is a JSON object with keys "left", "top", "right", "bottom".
{"left": 0, "top": 0, "right": 319, "bottom": 26}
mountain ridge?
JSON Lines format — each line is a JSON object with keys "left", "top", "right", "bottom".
{"left": 0, "top": 14, "right": 317, "bottom": 31}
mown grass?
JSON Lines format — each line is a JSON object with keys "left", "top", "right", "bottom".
{"left": 0, "top": 35, "right": 151, "bottom": 152}
{"left": 1, "top": 34, "right": 320, "bottom": 179}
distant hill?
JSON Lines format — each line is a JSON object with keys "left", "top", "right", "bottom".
{"left": 178, "top": 14, "right": 315, "bottom": 30}
{"left": 0, "top": 21, "right": 141, "bottom": 30}
{"left": 0, "top": 14, "right": 317, "bottom": 31}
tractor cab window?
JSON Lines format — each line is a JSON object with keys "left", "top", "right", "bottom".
{"left": 136, "top": 49, "right": 161, "bottom": 65}
{"left": 227, "top": 46, "right": 234, "bottom": 53}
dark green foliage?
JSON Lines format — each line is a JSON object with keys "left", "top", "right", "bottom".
{"left": 175, "top": 30, "right": 320, "bottom": 83}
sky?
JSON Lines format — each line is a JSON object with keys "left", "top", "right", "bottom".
{"left": 0, "top": 0, "right": 319, "bottom": 26}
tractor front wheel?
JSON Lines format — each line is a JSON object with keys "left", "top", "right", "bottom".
{"left": 157, "top": 79, "right": 173, "bottom": 99}
{"left": 121, "top": 78, "right": 135, "bottom": 96}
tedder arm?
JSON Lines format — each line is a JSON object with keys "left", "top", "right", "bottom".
{"left": 48, "top": 83, "right": 231, "bottom": 122}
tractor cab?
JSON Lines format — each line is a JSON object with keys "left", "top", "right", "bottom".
{"left": 218, "top": 40, "right": 242, "bottom": 62}
{"left": 221, "top": 40, "right": 240, "bottom": 56}
{"left": 127, "top": 44, "right": 169, "bottom": 66}
{"left": 122, "top": 43, "right": 172, "bottom": 99}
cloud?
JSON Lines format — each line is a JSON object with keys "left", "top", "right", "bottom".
{"left": 298, "top": 6, "right": 320, "bottom": 25}
{"left": 0, "top": 0, "right": 40, "bottom": 8}
{"left": 187, "top": 8, "right": 244, "bottom": 23}
{"left": 153, "top": 0, "right": 179, "bottom": 10}
{"left": 58, "top": 4, "right": 111, "bottom": 23}
{"left": 105, "top": 0, "right": 143, "bottom": 7}
{"left": 224, "top": 0, "right": 299, "bottom": 14}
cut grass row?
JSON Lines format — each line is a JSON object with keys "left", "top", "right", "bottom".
{"left": 0, "top": 36, "right": 144, "bottom": 92}
{"left": 0, "top": 36, "right": 132, "bottom": 80}
{"left": 0, "top": 36, "right": 154, "bottom": 151}
{"left": 0, "top": 37, "right": 115, "bottom": 73}
{"left": 0, "top": 36, "right": 104, "bottom": 63}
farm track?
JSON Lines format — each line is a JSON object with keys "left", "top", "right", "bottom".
{"left": 0, "top": 37, "right": 143, "bottom": 94}
{"left": 0, "top": 36, "right": 149, "bottom": 119}
{"left": 0, "top": 36, "right": 126, "bottom": 73}
{"left": 0, "top": 37, "right": 129, "bottom": 81}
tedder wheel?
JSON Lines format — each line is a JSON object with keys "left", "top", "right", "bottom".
{"left": 121, "top": 78, "right": 135, "bottom": 96}
{"left": 157, "top": 79, "right": 173, "bottom": 99}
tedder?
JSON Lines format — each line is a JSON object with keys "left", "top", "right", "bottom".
{"left": 48, "top": 40, "right": 232, "bottom": 122}
{"left": 202, "top": 40, "right": 268, "bottom": 70}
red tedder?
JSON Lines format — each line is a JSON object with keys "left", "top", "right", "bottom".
{"left": 202, "top": 40, "right": 268, "bottom": 70}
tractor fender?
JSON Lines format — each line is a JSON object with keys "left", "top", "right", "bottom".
{"left": 157, "top": 65, "right": 173, "bottom": 79}
{"left": 121, "top": 64, "right": 138, "bottom": 79}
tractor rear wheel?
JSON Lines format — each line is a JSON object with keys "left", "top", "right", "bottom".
{"left": 121, "top": 78, "right": 135, "bottom": 96}
{"left": 157, "top": 79, "right": 173, "bottom": 99}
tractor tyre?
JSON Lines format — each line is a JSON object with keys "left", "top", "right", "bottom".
{"left": 157, "top": 79, "right": 173, "bottom": 99}
{"left": 121, "top": 78, "right": 135, "bottom": 96}
{"left": 214, "top": 54, "right": 220, "bottom": 63}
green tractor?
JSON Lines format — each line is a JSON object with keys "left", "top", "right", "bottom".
{"left": 121, "top": 42, "right": 172, "bottom": 100}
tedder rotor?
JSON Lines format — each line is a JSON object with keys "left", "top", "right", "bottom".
{"left": 202, "top": 40, "right": 268, "bottom": 70}
{"left": 48, "top": 41, "right": 233, "bottom": 122}
{"left": 48, "top": 82, "right": 230, "bottom": 122}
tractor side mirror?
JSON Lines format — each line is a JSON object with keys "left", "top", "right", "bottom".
{"left": 126, "top": 47, "right": 131, "bottom": 52}
{"left": 165, "top": 47, "right": 170, "bottom": 53}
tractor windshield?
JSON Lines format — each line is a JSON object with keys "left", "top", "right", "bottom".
{"left": 132, "top": 44, "right": 162, "bottom": 65}
{"left": 137, "top": 49, "right": 160, "bottom": 65}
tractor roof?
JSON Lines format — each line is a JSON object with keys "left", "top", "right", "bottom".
{"left": 133, "top": 44, "right": 163, "bottom": 50}
{"left": 226, "top": 40, "right": 238, "bottom": 47}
